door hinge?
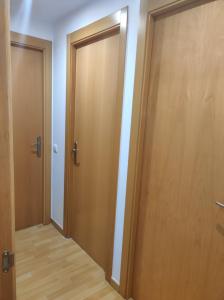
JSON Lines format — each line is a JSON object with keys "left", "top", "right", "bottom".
{"left": 2, "top": 250, "right": 14, "bottom": 273}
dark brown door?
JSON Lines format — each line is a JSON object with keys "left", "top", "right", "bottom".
{"left": 133, "top": 1, "right": 224, "bottom": 299}
{"left": 70, "top": 32, "right": 121, "bottom": 271}
{"left": 11, "top": 45, "right": 43, "bottom": 231}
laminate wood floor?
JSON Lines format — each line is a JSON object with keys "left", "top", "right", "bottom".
{"left": 16, "top": 224, "right": 123, "bottom": 300}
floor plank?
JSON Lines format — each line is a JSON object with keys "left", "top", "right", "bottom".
{"left": 16, "top": 224, "right": 123, "bottom": 300}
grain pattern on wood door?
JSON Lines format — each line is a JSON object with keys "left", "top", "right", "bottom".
{"left": 71, "top": 32, "right": 120, "bottom": 270}
{"left": 133, "top": 1, "right": 224, "bottom": 300}
{"left": 11, "top": 45, "right": 43, "bottom": 231}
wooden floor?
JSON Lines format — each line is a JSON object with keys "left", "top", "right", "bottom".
{"left": 16, "top": 224, "right": 123, "bottom": 300}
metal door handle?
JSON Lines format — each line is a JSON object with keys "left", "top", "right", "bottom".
{"left": 72, "top": 141, "right": 80, "bottom": 166}
{"left": 216, "top": 202, "right": 224, "bottom": 208}
{"left": 32, "top": 136, "right": 41, "bottom": 158}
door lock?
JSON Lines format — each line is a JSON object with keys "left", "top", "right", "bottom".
{"left": 32, "top": 136, "right": 42, "bottom": 158}
{"left": 72, "top": 141, "right": 80, "bottom": 166}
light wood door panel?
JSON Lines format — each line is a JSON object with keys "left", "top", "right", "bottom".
{"left": 133, "top": 1, "right": 224, "bottom": 299}
{"left": 0, "top": 0, "right": 16, "bottom": 298}
{"left": 71, "top": 32, "right": 120, "bottom": 271}
{"left": 11, "top": 45, "right": 43, "bottom": 231}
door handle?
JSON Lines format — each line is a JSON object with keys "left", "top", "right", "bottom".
{"left": 32, "top": 136, "right": 41, "bottom": 158}
{"left": 216, "top": 202, "right": 224, "bottom": 208}
{"left": 72, "top": 141, "right": 80, "bottom": 166}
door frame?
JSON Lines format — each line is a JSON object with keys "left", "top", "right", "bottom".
{"left": 11, "top": 32, "right": 52, "bottom": 225}
{"left": 0, "top": 1, "right": 16, "bottom": 299}
{"left": 119, "top": 0, "right": 213, "bottom": 298}
{"left": 64, "top": 8, "right": 128, "bottom": 282}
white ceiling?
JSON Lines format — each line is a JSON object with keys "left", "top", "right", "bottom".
{"left": 11, "top": 0, "right": 93, "bottom": 24}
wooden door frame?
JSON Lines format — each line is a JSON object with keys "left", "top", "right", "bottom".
{"left": 64, "top": 8, "right": 128, "bottom": 282}
{"left": 11, "top": 32, "right": 52, "bottom": 226}
{"left": 119, "top": 0, "right": 214, "bottom": 298}
{"left": 0, "top": 1, "right": 16, "bottom": 299}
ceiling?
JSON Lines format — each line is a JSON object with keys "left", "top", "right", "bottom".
{"left": 11, "top": 0, "right": 93, "bottom": 24}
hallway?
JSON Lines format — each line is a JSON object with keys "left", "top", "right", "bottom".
{"left": 16, "top": 225, "right": 123, "bottom": 300}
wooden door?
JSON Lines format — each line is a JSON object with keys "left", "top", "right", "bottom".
{"left": 11, "top": 45, "right": 44, "bottom": 231}
{"left": 133, "top": 1, "right": 224, "bottom": 299}
{"left": 0, "top": 0, "right": 16, "bottom": 299}
{"left": 70, "top": 31, "right": 121, "bottom": 271}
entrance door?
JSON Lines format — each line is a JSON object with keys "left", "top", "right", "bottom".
{"left": 69, "top": 26, "right": 124, "bottom": 272}
{"left": 132, "top": 1, "right": 224, "bottom": 299}
{"left": 11, "top": 44, "right": 44, "bottom": 231}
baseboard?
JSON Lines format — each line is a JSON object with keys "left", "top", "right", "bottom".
{"left": 51, "top": 218, "right": 65, "bottom": 236}
{"left": 110, "top": 277, "right": 120, "bottom": 293}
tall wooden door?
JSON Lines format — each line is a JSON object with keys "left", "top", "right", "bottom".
{"left": 11, "top": 45, "right": 44, "bottom": 231}
{"left": 132, "top": 1, "right": 224, "bottom": 299}
{"left": 0, "top": 0, "right": 16, "bottom": 299}
{"left": 70, "top": 31, "right": 121, "bottom": 271}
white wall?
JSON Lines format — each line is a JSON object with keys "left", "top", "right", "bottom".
{"left": 11, "top": 14, "right": 53, "bottom": 40}
{"left": 52, "top": 0, "right": 140, "bottom": 283}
